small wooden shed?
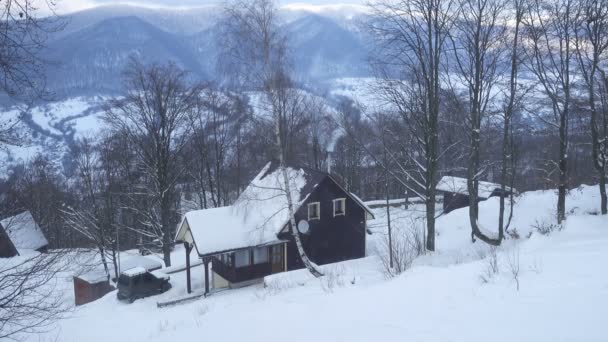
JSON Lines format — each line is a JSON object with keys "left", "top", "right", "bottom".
{"left": 73, "top": 273, "right": 115, "bottom": 306}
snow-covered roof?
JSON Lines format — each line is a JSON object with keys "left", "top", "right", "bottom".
{"left": 0, "top": 211, "right": 48, "bottom": 252}
{"left": 122, "top": 266, "right": 147, "bottom": 277}
{"left": 350, "top": 192, "right": 375, "bottom": 218}
{"left": 77, "top": 270, "right": 109, "bottom": 284}
{"left": 120, "top": 255, "right": 163, "bottom": 273}
{"left": 436, "top": 176, "right": 514, "bottom": 199}
{"left": 176, "top": 162, "right": 311, "bottom": 256}
{"left": 151, "top": 270, "right": 170, "bottom": 280}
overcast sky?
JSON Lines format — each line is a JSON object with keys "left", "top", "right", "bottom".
{"left": 54, "top": 0, "right": 365, "bottom": 14}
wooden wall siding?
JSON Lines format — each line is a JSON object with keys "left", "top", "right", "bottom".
{"left": 73, "top": 277, "right": 115, "bottom": 306}
{"left": 279, "top": 177, "right": 367, "bottom": 271}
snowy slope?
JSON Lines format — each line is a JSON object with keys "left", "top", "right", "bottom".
{"left": 20, "top": 184, "right": 608, "bottom": 342}
{"left": 0, "top": 97, "right": 106, "bottom": 178}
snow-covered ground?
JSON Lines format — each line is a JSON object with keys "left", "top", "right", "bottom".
{"left": 0, "top": 96, "right": 106, "bottom": 177}
{"left": 14, "top": 188, "right": 608, "bottom": 341}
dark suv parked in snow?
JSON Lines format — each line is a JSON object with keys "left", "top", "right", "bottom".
{"left": 116, "top": 268, "right": 171, "bottom": 303}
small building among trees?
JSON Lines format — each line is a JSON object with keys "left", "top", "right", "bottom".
{"left": 0, "top": 211, "right": 48, "bottom": 258}
{"left": 174, "top": 162, "right": 374, "bottom": 294}
{"left": 436, "top": 176, "right": 515, "bottom": 214}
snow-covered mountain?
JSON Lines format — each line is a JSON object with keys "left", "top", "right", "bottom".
{"left": 46, "top": 16, "right": 206, "bottom": 96}
{"left": 40, "top": 5, "right": 371, "bottom": 96}
{"left": 54, "top": 5, "right": 221, "bottom": 37}
{"left": 286, "top": 14, "right": 369, "bottom": 81}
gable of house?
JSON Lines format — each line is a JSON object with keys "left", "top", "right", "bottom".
{"left": 278, "top": 176, "right": 368, "bottom": 269}
{"left": 0, "top": 211, "right": 48, "bottom": 256}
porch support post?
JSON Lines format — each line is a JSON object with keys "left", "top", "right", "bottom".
{"left": 184, "top": 242, "right": 192, "bottom": 294}
{"left": 204, "top": 257, "right": 210, "bottom": 296}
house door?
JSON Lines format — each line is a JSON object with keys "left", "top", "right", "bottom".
{"left": 271, "top": 245, "right": 284, "bottom": 273}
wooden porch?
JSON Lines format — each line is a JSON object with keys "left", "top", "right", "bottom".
{"left": 182, "top": 241, "right": 287, "bottom": 296}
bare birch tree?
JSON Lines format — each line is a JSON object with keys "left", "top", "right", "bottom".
{"left": 220, "top": 0, "right": 322, "bottom": 276}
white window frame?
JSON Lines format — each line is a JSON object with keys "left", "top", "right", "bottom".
{"left": 308, "top": 202, "right": 320, "bottom": 220}
{"left": 333, "top": 198, "right": 346, "bottom": 217}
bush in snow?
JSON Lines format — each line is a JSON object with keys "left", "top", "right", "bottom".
{"left": 378, "top": 223, "right": 424, "bottom": 277}
{"left": 507, "top": 247, "right": 521, "bottom": 291}
{"left": 320, "top": 265, "right": 347, "bottom": 293}
{"left": 479, "top": 246, "right": 499, "bottom": 283}
{"left": 532, "top": 219, "right": 561, "bottom": 235}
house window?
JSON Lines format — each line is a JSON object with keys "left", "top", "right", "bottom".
{"left": 333, "top": 198, "right": 346, "bottom": 216}
{"left": 308, "top": 202, "right": 320, "bottom": 220}
{"left": 235, "top": 250, "right": 251, "bottom": 267}
{"left": 253, "top": 247, "right": 269, "bottom": 264}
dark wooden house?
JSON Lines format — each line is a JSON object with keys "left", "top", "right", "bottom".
{"left": 436, "top": 176, "right": 515, "bottom": 214}
{"left": 0, "top": 211, "right": 48, "bottom": 258}
{"left": 174, "top": 162, "right": 374, "bottom": 294}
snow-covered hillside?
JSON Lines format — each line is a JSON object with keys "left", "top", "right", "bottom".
{"left": 0, "top": 97, "right": 106, "bottom": 177}
{"left": 22, "top": 184, "right": 608, "bottom": 342}
{"left": 0, "top": 81, "right": 371, "bottom": 178}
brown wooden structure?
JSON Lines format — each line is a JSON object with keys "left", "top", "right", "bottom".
{"left": 73, "top": 276, "right": 115, "bottom": 306}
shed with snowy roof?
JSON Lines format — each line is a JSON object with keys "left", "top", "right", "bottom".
{"left": 0, "top": 211, "right": 48, "bottom": 258}
{"left": 174, "top": 161, "right": 374, "bottom": 294}
{"left": 436, "top": 176, "right": 515, "bottom": 214}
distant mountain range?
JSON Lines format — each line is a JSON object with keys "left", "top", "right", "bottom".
{"left": 42, "top": 4, "right": 371, "bottom": 97}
